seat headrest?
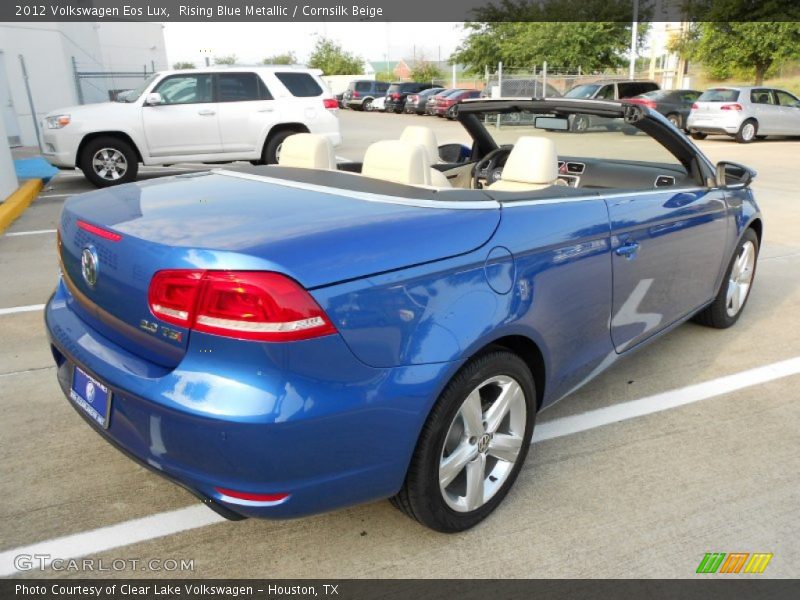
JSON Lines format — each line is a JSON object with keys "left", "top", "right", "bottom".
{"left": 400, "top": 126, "right": 440, "bottom": 166}
{"left": 501, "top": 136, "right": 558, "bottom": 184}
{"left": 278, "top": 133, "right": 336, "bottom": 170}
{"left": 362, "top": 140, "right": 431, "bottom": 186}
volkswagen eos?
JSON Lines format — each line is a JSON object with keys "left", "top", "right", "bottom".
{"left": 45, "top": 99, "right": 762, "bottom": 532}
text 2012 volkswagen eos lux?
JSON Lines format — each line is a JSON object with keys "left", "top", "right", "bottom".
{"left": 46, "top": 99, "right": 762, "bottom": 532}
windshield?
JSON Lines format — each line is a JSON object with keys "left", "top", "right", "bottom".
{"left": 475, "top": 109, "right": 684, "bottom": 169}
{"left": 698, "top": 88, "right": 740, "bottom": 102}
{"left": 564, "top": 84, "right": 601, "bottom": 99}
{"left": 118, "top": 73, "right": 160, "bottom": 102}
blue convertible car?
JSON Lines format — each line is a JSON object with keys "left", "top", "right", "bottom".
{"left": 46, "top": 99, "right": 761, "bottom": 532}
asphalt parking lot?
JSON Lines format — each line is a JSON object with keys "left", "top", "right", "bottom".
{"left": 1, "top": 109, "right": 799, "bottom": 578}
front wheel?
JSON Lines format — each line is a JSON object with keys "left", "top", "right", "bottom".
{"left": 391, "top": 349, "right": 536, "bottom": 532}
{"left": 693, "top": 228, "right": 758, "bottom": 329}
{"left": 666, "top": 113, "right": 682, "bottom": 128}
{"left": 571, "top": 114, "right": 590, "bottom": 133}
{"left": 79, "top": 136, "right": 138, "bottom": 188}
{"left": 690, "top": 131, "right": 708, "bottom": 140}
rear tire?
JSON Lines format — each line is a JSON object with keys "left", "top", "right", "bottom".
{"left": 690, "top": 131, "right": 707, "bottom": 140}
{"left": 362, "top": 98, "right": 373, "bottom": 112}
{"left": 391, "top": 349, "right": 536, "bottom": 532}
{"left": 79, "top": 136, "right": 138, "bottom": 188}
{"left": 693, "top": 228, "right": 758, "bottom": 329}
{"left": 735, "top": 119, "right": 757, "bottom": 143}
{"left": 263, "top": 130, "right": 301, "bottom": 165}
{"left": 666, "top": 113, "right": 682, "bottom": 128}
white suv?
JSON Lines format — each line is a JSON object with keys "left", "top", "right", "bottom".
{"left": 42, "top": 66, "right": 341, "bottom": 187}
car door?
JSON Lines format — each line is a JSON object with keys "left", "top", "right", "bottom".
{"left": 605, "top": 186, "right": 728, "bottom": 352}
{"left": 774, "top": 89, "right": 800, "bottom": 135}
{"left": 749, "top": 88, "right": 780, "bottom": 134}
{"left": 142, "top": 73, "right": 222, "bottom": 157}
{"left": 215, "top": 72, "right": 276, "bottom": 154}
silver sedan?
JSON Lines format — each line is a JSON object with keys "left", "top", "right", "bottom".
{"left": 687, "top": 86, "right": 800, "bottom": 143}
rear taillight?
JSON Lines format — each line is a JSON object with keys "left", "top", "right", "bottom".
{"left": 691, "top": 103, "right": 699, "bottom": 109}
{"left": 77, "top": 219, "right": 122, "bottom": 242}
{"left": 721, "top": 103, "right": 743, "bottom": 111}
{"left": 148, "top": 270, "right": 336, "bottom": 342}
{"left": 392, "top": 93, "right": 401, "bottom": 100}
{"left": 323, "top": 98, "right": 338, "bottom": 109}
{"left": 352, "top": 91, "right": 360, "bottom": 98}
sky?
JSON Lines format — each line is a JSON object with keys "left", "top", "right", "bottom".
{"left": 163, "top": 22, "right": 468, "bottom": 67}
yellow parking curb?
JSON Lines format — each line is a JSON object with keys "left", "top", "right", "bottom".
{"left": 0, "top": 179, "right": 44, "bottom": 235}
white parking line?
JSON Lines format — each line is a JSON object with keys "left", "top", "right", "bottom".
{"left": 37, "top": 193, "right": 73, "bottom": 199}
{"left": 0, "top": 506, "right": 225, "bottom": 576}
{"left": 0, "top": 304, "right": 45, "bottom": 316}
{"left": 4, "top": 229, "right": 57, "bottom": 237}
{"left": 1, "top": 355, "right": 799, "bottom": 576}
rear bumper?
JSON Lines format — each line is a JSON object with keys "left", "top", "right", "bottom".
{"left": 45, "top": 280, "right": 456, "bottom": 519}
{"left": 686, "top": 113, "right": 741, "bottom": 135}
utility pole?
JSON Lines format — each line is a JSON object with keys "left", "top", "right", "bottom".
{"left": 629, "top": 0, "right": 639, "bottom": 80}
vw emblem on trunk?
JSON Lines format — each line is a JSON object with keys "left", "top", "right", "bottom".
{"left": 81, "top": 246, "right": 99, "bottom": 287}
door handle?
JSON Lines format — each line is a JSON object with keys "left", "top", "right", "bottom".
{"left": 615, "top": 241, "right": 640, "bottom": 259}
{"left": 197, "top": 109, "right": 215, "bottom": 116}
{"left": 258, "top": 108, "right": 274, "bottom": 113}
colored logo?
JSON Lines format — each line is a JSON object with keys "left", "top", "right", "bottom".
{"left": 696, "top": 552, "right": 773, "bottom": 574}
{"left": 85, "top": 381, "right": 95, "bottom": 405}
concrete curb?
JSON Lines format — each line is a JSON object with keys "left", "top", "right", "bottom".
{"left": 0, "top": 179, "right": 44, "bottom": 235}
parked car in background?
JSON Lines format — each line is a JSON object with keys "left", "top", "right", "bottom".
{"left": 405, "top": 87, "right": 444, "bottom": 114}
{"left": 479, "top": 81, "right": 561, "bottom": 99}
{"left": 425, "top": 89, "right": 460, "bottom": 115}
{"left": 335, "top": 92, "right": 345, "bottom": 109}
{"left": 687, "top": 86, "right": 800, "bottom": 143}
{"left": 42, "top": 66, "right": 341, "bottom": 187}
{"left": 369, "top": 96, "right": 386, "bottom": 112}
{"left": 385, "top": 81, "right": 435, "bottom": 113}
{"left": 342, "top": 79, "right": 390, "bottom": 111}
{"left": 626, "top": 89, "right": 701, "bottom": 130}
{"left": 564, "top": 80, "right": 660, "bottom": 132}
{"left": 435, "top": 89, "right": 481, "bottom": 119}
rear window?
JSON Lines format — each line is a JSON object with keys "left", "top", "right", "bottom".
{"left": 387, "top": 84, "right": 401, "bottom": 94}
{"left": 275, "top": 72, "right": 323, "bottom": 97}
{"left": 619, "top": 82, "right": 659, "bottom": 98}
{"left": 698, "top": 88, "right": 740, "bottom": 102}
{"left": 376, "top": 82, "right": 390, "bottom": 93}
{"left": 218, "top": 73, "right": 272, "bottom": 102}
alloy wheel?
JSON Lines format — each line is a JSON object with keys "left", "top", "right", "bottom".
{"left": 741, "top": 122, "right": 756, "bottom": 142}
{"left": 726, "top": 240, "right": 756, "bottom": 317}
{"left": 439, "top": 375, "right": 527, "bottom": 513}
{"left": 92, "top": 148, "right": 128, "bottom": 181}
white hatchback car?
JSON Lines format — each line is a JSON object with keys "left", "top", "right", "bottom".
{"left": 42, "top": 66, "right": 341, "bottom": 186}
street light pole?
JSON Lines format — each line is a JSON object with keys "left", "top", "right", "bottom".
{"left": 629, "top": 0, "right": 639, "bottom": 80}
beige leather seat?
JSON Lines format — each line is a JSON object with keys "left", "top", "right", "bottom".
{"left": 488, "top": 136, "right": 559, "bottom": 192}
{"left": 362, "top": 140, "right": 431, "bottom": 186}
{"left": 278, "top": 133, "right": 336, "bottom": 170}
{"left": 399, "top": 126, "right": 451, "bottom": 188}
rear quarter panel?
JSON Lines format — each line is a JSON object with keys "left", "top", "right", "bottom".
{"left": 312, "top": 197, "right": 614, "bottom": 408}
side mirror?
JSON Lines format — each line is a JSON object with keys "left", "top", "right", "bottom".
{"left": 438, "top": 143, "right": 471, "bottom": 163}
{"left": 716, "top": 161, "right": 756, "bottom": 189}
{"left": 144, "top": 92, "right": 163, "bottom": 106}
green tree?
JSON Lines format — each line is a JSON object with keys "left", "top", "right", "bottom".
{"left": 671, "top": 22, "right": 800, "bottom": 84}
{"left": 172, "top": 61, "right": 195, "bottom": 70}
{"left": 410, "top": 61, "right": 443, "bottom": 83}
{"left": 450, "top": 1, "right": 648, "bottom": 74}
{"left": 262, "top": 52, "right": 297, "bottom": 65}
{"left": 307, "top": 38, "right": 364, "bottom": 75}
{"left": 213, "top": 54, "right": 237, "bottom": 66}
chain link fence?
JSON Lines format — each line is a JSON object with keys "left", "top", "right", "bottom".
{"left": 71, "top": 58, "right": 157, "bottom": 104}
